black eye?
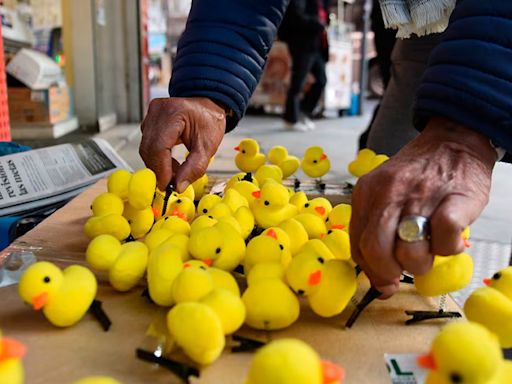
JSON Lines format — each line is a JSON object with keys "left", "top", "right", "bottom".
{"left": 200, "top": 266, "right": 207, "bottom": 270}
{"left": 264, "top": 201, "right": 269, "bottom": 206}
{"left": 327, "top": 230, "right": 332, "bottom": 234}
{"left": 304, "top": 203, "right": 309, "bottom": 208}
{"left": 493, "top": 272, "right": 502, "bottom": 280}
{"left": 43, "top": 276, "right": 51, "bottom": 283}
{"left": 313, "top": 160, "right": 318, "bottom": 164}
{"left": 449, "top": 372, "right": 463, "bottom": 383}
{"left": 242, "top": 150, "right": 246, "bottom": 154}
{"left": 208, "top": 215, "right": 213, "bottom": 219}
{"left": 164, "top": 217, "right": 169, "bottom": 221}
{"left": 297, "top": 289, "right": 305, "bottom": 295}
{"left": 127, "top": 220, "right": 132, "bottom": 224}
{"left": 317, "top": 257, "right": 324, "bottom": 264}
{"left": 202, "top": 208, "right": 208, "bottom": 213}
{"left": 215, "top": 247, "right": 221, "bottom": 254}
{"left": 326, "top": 217, "right": 329, "bottom": 222}
{"left": 279, "top": 244, "right": 284, "bottom": 250}
{"left": 176, "top": 199, "right": 182, "bottom": 204}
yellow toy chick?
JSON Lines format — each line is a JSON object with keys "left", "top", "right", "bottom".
{"left": 268, "top": 145, "right": 301, "bottom": 178}
{"left": 301, "top": 146, "right": 330, "bottom": 178}
{"left": 234, "top": 138, "right": 266, "bottom": 173}
{"left": 414, "top": 253, "right": 473, "bottom": 297}
{"left": 252, "top": 180, "right": 297, "bottom": 228}
{"left": 91, "top": 192, "right": 124, "bottom": 217}
{"left": 244, "top": 229, "right": 292, "bottom": 273}
{"left": 348, "top": 149, "right": 389, "bottom": 178}
{"left": 147, "top": 243, "right": 184, "bottom": 306}
{"left": 18, "top": 261, "right": 97, "bottom": 327}
{"left": 286, "top": 250, "right": 356, "bottom": 317}
{"left": 464, "top": 267, "right": 512, "bottom": 348}
{"left": 127, "top": 168, "right": 157, "bottom": 210}
{"left": 254, "top": 164, "right": 283, "bottom": 185}
{"left": 417, "top": 321, "right": 512, "bottom": 384}
{"left": 245, "top": 338, "right": 345, "bottom": 384}
{"left": 107, "top": 169, "right": 132, "bottom": 200}
{"left": 0, "top": 331, "right": 25, "bottom": 384}
{"left": 301, "top": 197, "right": 332, "bottom": 220}
{"left": 200, "top": 288, "right": 246, "bottom": 335}
{"left": 294, "top": 213, "right": 327, "bottom": 239}
{"left": 327, "top": 203, "right": 351, "bottom": 232}
{"left": 86, "top": 235, "right": 149, "bottom": 292}
{"left": 189, "top": 221, "right": 246, "bottom": 271}
{"left": 321, "top": 229, "right": 352, "bottom": 262}
{"left": 279, "top": 218, "right": 309, "bottom": 255}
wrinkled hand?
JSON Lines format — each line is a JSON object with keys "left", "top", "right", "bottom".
{"left": 350, "top": 117, "right": 497, "bottom": 298}
{"left": 139, "top": 97, "right": 226, "bottom": 192}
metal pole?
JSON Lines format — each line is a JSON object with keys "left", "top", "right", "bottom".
{"left": 358, "top": 0, "right": 371, "bottom": 115}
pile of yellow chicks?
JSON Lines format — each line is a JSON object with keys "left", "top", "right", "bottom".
{"left": 13, "top": 138, "right": 512, "bottom": 384}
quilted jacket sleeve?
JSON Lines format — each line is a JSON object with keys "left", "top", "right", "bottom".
{"left": 414, "top": 0, "right": 512, "bottom": 156}
{"left": 168, "top": 0, "right": 289, "bottom": 132}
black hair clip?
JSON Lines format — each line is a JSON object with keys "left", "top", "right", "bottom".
{"left": 345, "top": 286, "right": 382, "bottom": 328}
{"left": 161, "top": 183, "right": 175, "bottom": 218}
{"left": 404, "top": 309, "right": 462, "bottom": 325}
{"left": 400, "top": 274, "right": 414, "bottom": 285}
{"left": 242, "top": 172, "right": 253, "bottom": 182}
{"left": 294, "top": 178, "right": 301, "bottom": 191}
{"left": 231, "top": 335, "right": 266, "bottom": 353}
{"left": 136, "top": 348, "right": 200, "bottom": 383}
{"left": 89, "top": 299, "right": 111, "bottom": 331}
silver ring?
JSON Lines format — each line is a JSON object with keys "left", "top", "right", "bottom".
{"left": 397, "top": 215, "right": 430, "bottom": 242}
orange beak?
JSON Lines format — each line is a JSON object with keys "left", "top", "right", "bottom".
{"left": 0, "top": 338, "right": 26, "bottom": 360}
{"left": 331, "top": 224, "right": 345, "bottom": 230}
{"left": 183, "top": 263, "right": 191, "bottom": 268}
{"left": 320, "top": 154, "right": 327, "bottom": 161}
{"left": 315, "top": 206, "right": 326, "bottom": 216}
{"left": 152, "top": 207, "right": 161, "bottom": 219}
{"left": 483, "top": 278, "right": 492, "bottom": 286}
{"left": 32, "top": 292, "right": 48, "bottom": 310}
{"left": 234, "top": 146, "right": 240, "bottom": 151}
{"left": 203, "top": 258, "right": 213, "bottom": 267}
{"left": 252, "top": 190, "right": 261, "bottom": 199}
{"left": 320, "top": 233, "right": 326, "bottom": 239}
{"left": 417, "top": 352, "right": 437, "bottom": 370}
{"left": 463, "top": 239, "right": 471, "bottom": 248}
{"left": 172, "top": 208, "right": 188, "bottom": 222}
{"left": 266, "top": 229, "right": 278, "bottom": 240}
{"left": 321, "top": 360, "right": 345, "bottom": 384}
{"left": 308, "top": 270, "right": 322, "bottom": 286}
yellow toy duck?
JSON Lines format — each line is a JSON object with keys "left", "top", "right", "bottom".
{"left": 191, "top": 173, "right": 209, "bottom": 201}
{"left": 122, "top": 203, "right": 154, "bottom": 239}
{"left": 245, "top": 338, "right": 345, "bottom": 384}
{"left": 147, "top": 243, "right": 184, "bottom": 306}
{"left": 234, "top": 138, "right": 266, "bottom": 173}
{"left": 86, "top": 235, "right": 149, "bottom": 292}
{"left": 279, "top": 218, "right": 309, "bottom": 255}
{"left": 347, "top": 149, "right": 389, "bottom": 178}
{"left": 294, "top": 212, "right": 327, "bottom": 239}
{"left": 414, "top": 252, "right": 473, "bottom": 297}
{"left": 18, "top": 261, "right": 97, "bottom": 327}
{"left": 327, "top": 203, "right": 351, "bottom": 232}
{"left": 0, "top": 331, "right": 25, "bottom": 384}
{"left": 268, "top": 145, "right": 301, "bottom": 179}
{"left": 286, "top": 250, "right": 357, "bottom": 317}
{"left": 127, "top": 168, "right": 157, "bottom": 210}
{"left": 301, "top": 197, "right": 332, "bottom": 221}
{"left": 107, "top": 169, "right": 132, "bottom": 200}
{"left": 244, "top": 228, "right": 292, "bottom": 272}
{"left": 321, "top": 228, "right": 351, "bottom": 262}
{"left": 464, "top": 266, "right": 512, "bottom": 348}
{"left": 91, "top": 192, "right": 124, "bottom": 217}
{"left": 301, "top": 146, "right": 330, "bottom": 178}
{"left": 417, "top": 321, "right": 512, "bottom": 384}
{"left": 225, "top": 172, "right": 259, "bottom": 191}
{"left": 289, "top": 191, "right": 308, "bottom": 210}
{"left": 189, "top": 221, "right": 246, "bottom": 271}
{"left": 251, "top": 180, "right": 298, "bottom": 228}
{"left": 254, "top": 164, "right": 283, "bottom": 185}
{"left": 84, "top": 213, "right": 131, "bottom": 241}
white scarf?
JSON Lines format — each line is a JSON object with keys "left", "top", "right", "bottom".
{"left": 379, "top": 0, "right": 456, "bottom": 38}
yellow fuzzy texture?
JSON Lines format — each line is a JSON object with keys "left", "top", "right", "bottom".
{"left": 197, "top": 194, "right": 222, "bottom": 216}
{"left": 73, "top": 377, "right": 121, "bottom": 384}
{"left": 487, "top": 266, "right": 512, "bottom": 300}
{"left": 144, "top": 228, "right": 174, "bottom": 252}
{"left": 123, "top": 204, "right": 154, "bottom": 239}
{"left": 294, "top": 213, "right": 327, "bottom": 239}
{"left": 18, "top": 262, "right": 97, "bottom": 327}
{"left": 301, "top": 197, "right": 332, "bottom": 220}
{"left": 147, "top": 244, "right": 184, "bottom": 306}
{"left": 247, "top": 262, "right": 286, "bottom": 286}
{"left": 348, "top": 149, "right": 389, "bottom": 178}
{"left": 268, "top": 146, "right": 301, "bottom": 179}
{"left": 242, "top": 279, "right": 299, "bottom": 330}
{"left": 167, "top": 302, "right": 225, "bottom": 365}
{"left": 209, "top": 267, "right": 240, "bottom": 296}
{"left": 225, "top": 172, "right": 259, "bottom": 191}
{"left": 201, "top": 288, "right": 246, "bottom": 334}
{"left": 245, "top": 339, "right": 324, "bottom": 384}
{"left": 0, "top": 358, "right": 24, "bottom": 384}
{"left": 279, "top": 218, "right": 309, "bottom": 255}
{"left": 84, "top": 214, "right": 131, "bottom": 240}
{"left": 86, "top": 234, "right": 122, "bottom": 271}
{"left": 300, "top": 239, "right": 335, "bottom": 262}
{"left": 172, "top": 267, "right": 214, "bottom": 303}
{"left": 289, "top": 191, "right": 308, "bottom": 210}
{"left": 301, "top": 146, "right": 330, "bottom": 178}
{"left": 223, "top": 188, "right": 249, "bottom": 212}
{"left": 91, "top": 192, "right": 124, "bottom": 216}
{"left": 254, "top": 164, "right": 283, "bottom": 185}
{"left": 231, "top": 180, "right": 260, "bottom": 208}
{"left": 191, "top": 173, "right": 209, "bottom": 200}
{"left": 128, "top": 168, "right": 156, "bottom": 210}
{"left": 415, "top": 253, "right": 473, "bottom": 297}
{"left": 109, "top": 241, "right": 148, "bottom": 292}
{"left": 464, "top": 287, "right": 512, "bottom": 348}
{"left": 245, "top": 234, "right": 292, "bottom": 273}
{"left": 168, "top": 196, "right": 196, "bottom": 222}
{"left": 252, "top": 181, "right": 297, "bottom": 228}
{"left": 322, "top": 229, "right": 351, "bottom": 261}
{"left": 234, "top": 206, "right": 255, "bottom": 239}
{"left": 327, "top": 204, "right": 351, "bottom": 232}
{"left": 107, "top": 169, "right": 132, "bottom": 200}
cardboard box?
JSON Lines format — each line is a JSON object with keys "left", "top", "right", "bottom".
{"left": 8, "top": 83, "right": 71, "bottom": 124}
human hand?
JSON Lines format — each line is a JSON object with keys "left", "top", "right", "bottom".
{"left": 350, "top": 117, "right": 497, "bottom": 298}
{"left": 139, "top": 97, "right": 226, "bottom": 192}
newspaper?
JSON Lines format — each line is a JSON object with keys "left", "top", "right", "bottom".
{"left": 0, "top": 138, "right": 132, "bottom": 216}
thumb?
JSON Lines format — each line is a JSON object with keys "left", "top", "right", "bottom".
{"left": 430, "top": 194, "right": 485, "bottom": 256}
{"left": 174, "top": 149, "right": 209, "bottom": 193}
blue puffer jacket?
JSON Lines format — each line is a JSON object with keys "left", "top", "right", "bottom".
{"left": 170, "top": 0, "right": 512, "bottom": 157}
{"left": 414, "top": 0, "right": 512, "bottom": 157}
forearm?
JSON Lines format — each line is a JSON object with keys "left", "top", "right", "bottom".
{"left": 413, "top": 0, "right": 512, "bottom": 156}
{"left": 168, "top": 0, "right": 290, "bottom": 131}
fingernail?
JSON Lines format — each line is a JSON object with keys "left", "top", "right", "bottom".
{"left": 177, "top": 181, "right": 190, "bottom": 193}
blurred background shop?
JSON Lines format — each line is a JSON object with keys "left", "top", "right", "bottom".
{"left": 0, "top": 0, "right": 383, "bottom": 142}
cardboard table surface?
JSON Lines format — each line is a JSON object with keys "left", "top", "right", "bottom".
{"left": 0, "top": 180, "right": 462, "bottom": 384}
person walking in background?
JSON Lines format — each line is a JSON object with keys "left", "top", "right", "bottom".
{"left": 279, "top": 0, "right": 329, "bottom": 132}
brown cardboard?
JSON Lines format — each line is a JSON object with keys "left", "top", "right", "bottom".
{"left": 7, "top": 84, "right": 71, "bottom": 124}
{"left": 0, "top": 179, "right": 463, "bottom": 383}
